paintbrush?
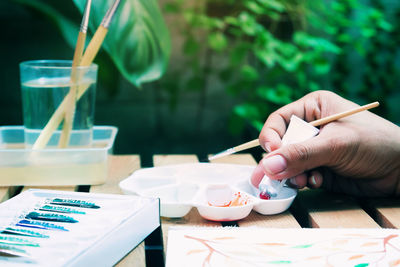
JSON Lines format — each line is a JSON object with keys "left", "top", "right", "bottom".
{"left": 59, "top": 0, "right": 92, "bottom": 148}
{"left": 209, "top": 101, "right": 380, "bottom": 161}
{"left": 33, "top": 0, "right": 122, "bottom": 150}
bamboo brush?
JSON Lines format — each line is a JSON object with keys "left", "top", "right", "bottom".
{"left": 208, "top": 101, "right": 380, "bottom": 161}
{"left": 33, "top": 0, "right": 122, "bottom": 150}
{"left": 59, "top": 0, "right": 92, "bottom": 148}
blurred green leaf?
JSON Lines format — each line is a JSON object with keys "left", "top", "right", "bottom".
{"left": 313, "top": 58, "right": 330, "bottom": 75}
{"left": 233, "top": 103, "right": 261, "bottom": 120}
{"left": 255, "top": 49, "right": 276, "bottom": 68}
{"left": 208, "top": 32, "right": 228, "bottom": 52}
{"left": 244, "top": 1, "right": 264, "bottom": 15}
{"left": 224, "top": 16, "right": 239, "bottom": 26}
{"left": 73, "top": 0, "right": 171, "bottom": 87}
{"left": 378, "top": 20, "right": 393, "bottom": 31}
{"left": 361, "top": 28, "right": 376, "bottom": 38}
{"left": 238, "top": 12, "right": 260, "bottom": 36}
{"left": 256, "top": 84, "right": 292, "bottom": 105}
{"left": 240, "top": 65, "right": 259, "bottom": 81}
{"left": 256, "top": 0, "right": 285, "bottom": 12}
{"left": 294, "top": 32, "right": 341, "bottom": 54}
{"left": 308, "top": 81, "right": 320, "bottom": 91}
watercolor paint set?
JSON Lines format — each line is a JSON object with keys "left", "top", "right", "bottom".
{"left": 0, "top": 189, "right": 159, "bottom": 266}
{"left": 119, "top": 163, "right": 297, "bottom": 221}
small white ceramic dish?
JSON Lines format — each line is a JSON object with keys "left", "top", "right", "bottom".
{"left": 194, "top": 184, "right": 255, "bottom": 221}
{"left": 237, "top": 179, "right": 297, "bottom": 215}
{"left": 119, "top": 163, "right": 297, "bottom": 221}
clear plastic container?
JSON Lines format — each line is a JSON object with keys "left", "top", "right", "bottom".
{"left": 0, "top": 126, "right": 117, "bottom": 186}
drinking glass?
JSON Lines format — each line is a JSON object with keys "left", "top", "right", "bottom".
{"left": 20, "top": 60, "right": 98, "bottom": 147}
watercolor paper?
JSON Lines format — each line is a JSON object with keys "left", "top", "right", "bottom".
{"left": 166, "top": 227, "right": 400, "bottom": 267}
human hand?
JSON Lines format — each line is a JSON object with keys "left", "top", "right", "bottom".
{"left": 250, "top": 90, "right": 400, "bottom": 197}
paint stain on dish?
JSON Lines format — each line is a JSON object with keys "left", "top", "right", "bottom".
{"left": 208, "top": 192, "right": 249, "bottom": 207}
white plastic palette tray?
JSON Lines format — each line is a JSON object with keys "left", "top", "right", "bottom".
{"left": 119, "top": 163, "right": 297, "bottom": 221}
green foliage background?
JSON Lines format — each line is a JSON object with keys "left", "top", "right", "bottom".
{"left": 2, "top": 0, "right": 399, "bottom": 158}
{"left": 160, "top": 0, "right": 400, "bottom": 135}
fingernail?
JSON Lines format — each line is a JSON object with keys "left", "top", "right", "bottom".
{"left": 262, "top": 155, "right": 287, "bottom": 174}
{"left": 264, "top": 142, "right": 271, "bottom": 153}
{"left": 290, "top": 177, "right": 297, "bottom": 186}
{"left": 310, "top": 175, "right": 317, "bottom": 185}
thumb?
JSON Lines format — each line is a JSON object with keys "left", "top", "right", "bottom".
{"left": 260, "top": 136, "right": 332, "bottom": 180}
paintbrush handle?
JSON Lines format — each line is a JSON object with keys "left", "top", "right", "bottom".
{"left": 80, "top": 26, "right": 108, "bottom": 66}
{"left": 310, "top": 102, "right": 379, "bottom": 127}
{"left": 58, "top": 31, "right": 87, "bottom": 148}
{"left": 233, "top": 139, "right": 260, "bottom": 152}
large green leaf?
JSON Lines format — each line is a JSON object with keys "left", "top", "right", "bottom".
{"left": 73, "top": 0, "right": 171, "bottom": 87}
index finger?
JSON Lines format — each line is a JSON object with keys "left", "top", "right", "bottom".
{"left": 259, "top": 93, "right": 322, "bottom": 151}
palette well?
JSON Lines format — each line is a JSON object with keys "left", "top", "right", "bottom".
{"left": 119, "top": 163, "right": 297, "bottom": 221}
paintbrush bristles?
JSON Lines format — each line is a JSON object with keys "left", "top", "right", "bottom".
{"left": 208, "top": 102, "right": 380, "bottom": 160}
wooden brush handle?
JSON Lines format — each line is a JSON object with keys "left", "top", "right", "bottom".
{"left": 310, "top": 102, "right": 379, "bottom": 127}
{"left": 80, "top": 26, "right": 108, "bottom": 66}
{"left": 233, "top": 139, "right": 260, "bottom": 152}
{"left": 59, "top": 31, "right": 87, "bottom": 148}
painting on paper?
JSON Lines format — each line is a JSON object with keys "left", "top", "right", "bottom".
{"left": 166, "top": 227, "right": 400, "bottom": 267}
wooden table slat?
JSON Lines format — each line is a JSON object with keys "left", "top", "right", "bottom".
{"left": 363, "top": 198, "right": 400, "bottom": 229}
{"left": 90, "top": 155, "right": 141, "bottom": 194}
{"left": 296, "top": 189, "right": 380, "bottom": 228}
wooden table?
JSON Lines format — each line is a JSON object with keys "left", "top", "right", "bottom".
{"left": 2, "top": 154, "right": 400, "bottom": 266}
